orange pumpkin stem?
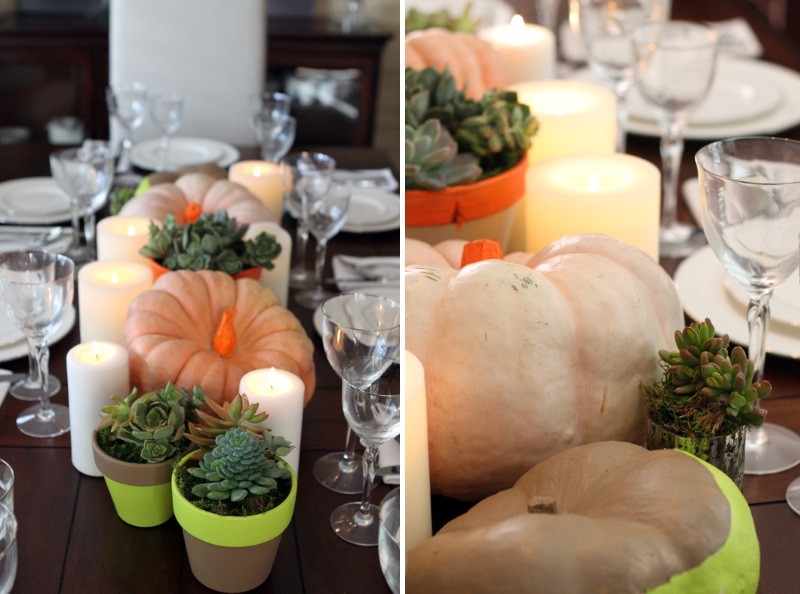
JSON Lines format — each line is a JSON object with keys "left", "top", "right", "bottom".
{"left": 185, "top": 202, "right": 203, "bottom": 223}
{"left": 213, "top": 308, "right": 237, "bottom": 357}
{"left": 460, "top": 239, "right": 504, "bottom": 268}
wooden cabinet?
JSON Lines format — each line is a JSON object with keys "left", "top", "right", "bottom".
{"left": 0, "top": 12, "right": 391, "bottom": 147}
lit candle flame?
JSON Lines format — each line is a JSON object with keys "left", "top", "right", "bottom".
{"left": 586, "top": 172, "right": 601, "bottom": 192}
{"left": 126, "top": 224, "right": 136, "bottom": 237}
{"left": 110, "top": 273, "right": 119, "bottom": 285}
{"left": 510, "top": 14, "right": 525, "bottom": 30}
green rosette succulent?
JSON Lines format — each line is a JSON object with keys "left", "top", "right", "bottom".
{"left": 185, "top": 393, "right": 270, "bottom": 452}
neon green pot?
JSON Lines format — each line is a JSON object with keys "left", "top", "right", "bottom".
{"left": 172, "top": 452, "right": 297, "bottom": 593}
{"left": 91, "top": 432, "right": 174, "bottom": 528}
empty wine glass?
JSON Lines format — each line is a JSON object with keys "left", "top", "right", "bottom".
{"left": 696, "top": 136, "right": 800, "bottom": 475}
{"left": 49, "top": 142, "right": 115, "bottom": 264}
{"left": 577, "top": 0, "right": 662, "bottom": 152}
{"left": 148, "top": 92, "right": 184, "bottom": 172}
{"left": 634, "top": 21, "right": 717, "bottom": 258}
{"left": 105, "top": 81, "right": 148, "bottom": 185}
{"left": 0, "top": 251, "right": 75, "bottom": 438}
{"left": 787, "top": 235, "right": 800, "bottom": 516}
{"left": 0, "top": 503, "right": 16, "bottom": 594}
{"left": 256, "top": 115, "right": 296, "bottom": 164}
{"left": 318, "top": 293, "right": 401, "bottom": 494}
{"left": 281, "top": 152, "right": 337, "bottom": 289}
{"left": 331, "top": 356, "right": 400, "bottom": 546}
{"left": 295, "top": 182, "right": 351, "bottom": 309}
{"left": 249, "top": 91, "right": 292, "bottom": 131}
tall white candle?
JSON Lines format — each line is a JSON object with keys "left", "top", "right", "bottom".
{"left": 229, "top": 161, "right": 285, "bottom": 220}
{"left": 479, "top": 15, "right": 556, "bottom": 84}
{"left": 78, "top": 260, "right": 152, "bottom": 344}
{"left": 243, "top": 221, "right": 292, "bottom": 306}
{"left": 526, "top": 153, "right": 661, "bottom": 260}
{"left": 507, "top": 79, "right": 617, "bottom": 252}
{"left": 97, "top": 216, "right": 154, "bottom": 263}
{"left": 239, "top": 368, "right": 304, "bottom": 474}
{"left": 67, "top": 341, "right": 130, "bottom": 476}
{"left": 404, "top": 350, "right": 432, "bottom": 552}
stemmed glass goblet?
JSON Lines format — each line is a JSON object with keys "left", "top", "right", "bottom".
{"left": 318, "top": 293, "right": 401, "bottom": 494}
{"left": 249, "top": 91, "right": 292, "bottom": 131}
{"left": 633, "top": 20, "right": 718, "bottom": 258}
{"left": 105, "top": 81, "right": 148, "bottom": 185}
{"left": 148, "top": 92, "right": 184, "bottom": 172}
{"left": 256, "top": 115, "right": 296, "bottom": 164}
{"left": 0, "top": 251, "right": 75, "bottom": 438}
{"left": 49, "top": 142, "right": 115, "bottom": 264}
{"left": 787, "top": 236, "right": 800, "bottom": 516}
{"left": 696, "top": 136, "right": 800, "bottom": 475}
{"left": 282, "top": 152, "right": 337, "bottom": 289}
{"left": 331, "top": 356, "right": 400, "bottom": 545}
{"left": 295, "top": 182, "right": 351, "bottom": 309}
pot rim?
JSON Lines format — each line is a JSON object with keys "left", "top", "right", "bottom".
{"left": 91, "top": 428, "right": 176, "bottom": 485}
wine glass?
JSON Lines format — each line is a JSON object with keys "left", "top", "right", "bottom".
{"left": 0, "top": 251, "right": 75, "bottom": 438}
{"left": 256, "top": 115, "right": 296, "bottom": 164}
{"left": 0, "top": 503, "right": 16, "bottom": 594}
{"left": 294, "top": 182, "right": 351, "bottom": 309}
{"left": 49, "top": 142, "right": 115, "bottom": 264}
{"left": 249, "top": 91, "right": 292, "bottom": 131}
{"left": 787, "top": 235, "right": 800, "bottom": 515}
{"left": 281, "top": 152, "right": 337, "bottom": 289}
{"left": 696, "top": 136, "right": 800, "bottom": 475}
{"left": 148, "top": 92, "right": 184, "bottom": 172}
{"left": 633, "top": 21, "right": 718, "bottom": 258}
{"left": 331, "top": 356, "right": 400, "bottom": 546}
{"left": 105, "top": 81, "right": 148, "bottom": 185}
{"left": 318, "top": 293, "right": 401, "bottom": 494}
{"left": 577, "top": 0, "right": 662, "bottom": 152}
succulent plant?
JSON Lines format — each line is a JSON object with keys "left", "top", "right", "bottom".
{"left": 405, "top": 66, "right": 538, "bottom": 190}
{"left": 405, "top": 4, "right": 481, "bottom": 34}
{"left": 643, "top": 318, "right": 769, "bottom": 437}
{"left": 97, "top": 382, "right": 205, "bottom": 463}
{"left": 187, "top": 428, "right": 293, "bottom": 503}
{"left": 185, "top": 393, "right": 269, "bottom": 452}
{"left": 139, "top": 211, "right": 281, "bottom": 275}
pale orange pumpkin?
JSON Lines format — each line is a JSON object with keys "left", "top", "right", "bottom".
{"left": 406, "top": 28, "right": 508, "bottom": 99}
{"left": 119, "top": 173, "right": 277, "bottom": 225}
{"left": 405, "top": 235, "right": 684, "bottom": 501}
{"left": 408, "top": 441, "right": 760, "bottom": 594}
{"left": 124, "top": 270, "right": 315, "bottom": 405}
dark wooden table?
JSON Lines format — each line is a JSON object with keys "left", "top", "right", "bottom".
{"left": 0, "top": 144, "right": 399, "bottom": 593}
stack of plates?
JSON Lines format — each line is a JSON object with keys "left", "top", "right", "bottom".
{"left": 342, "top": 189, "right": 400, "bottom": 234}
{"left": 130, "top": 137, "right": 240, "bottom": 171}
{"left": 0, "top": 178, "right": 102, "bottom": 225}
{"left": 0, "top": 307, "right": 76, "bottom": 363}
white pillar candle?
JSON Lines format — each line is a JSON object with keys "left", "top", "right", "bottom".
{"left": 228, "top": 161, "right": 285, "bottom": 220}
{"left": 404, "top": 350, "right": 432, "bottom": 552}
{"left": 96, "top": 216, "right": 154, "bottom": 263}
{"left": 239, "top": 368, "right": 304, "bottom": 474}
{"left": 243, "top": 221, "right": 292, "bottom": 307}
{"left": 479, "top": 15, "right": 556, "bottom": 84}
{"left": 67, "top": 341, "right": 130, "bottom": 476}
{"left": 526, "top": 153, "right": 661, "bottom": 260}
{"left": 507, "top": 79, "right": 617, "bottom": 252}
{"left": 78, "top": 260, "right": 153, "bottom": 345}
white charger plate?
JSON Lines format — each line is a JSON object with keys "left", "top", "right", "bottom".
{"left": 131, "top": 137, "right": 240, "bottom": 171}
{"left": 0, "top": 178, "right": 77, "bottom": 225}
{"left": 312, "top": 285, "right": 400, "bottom": 337}
{"left": 0, "top": 305, "right": 77, "bottom": 364}
{"left": 674, "top": 246, "right": 800, "bottom": 359}
{"left": 342, "top": 189, "right": 400, "bottom": 234}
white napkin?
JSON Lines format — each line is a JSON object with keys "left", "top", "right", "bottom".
{"left": 332, "top": 255, "right": 401, "bottom": 292}
{"left": 333, "top": 168, "right": 399, "bottom": 192}
{"left": 379, "top": 439, "right": 400, "bottom": 485}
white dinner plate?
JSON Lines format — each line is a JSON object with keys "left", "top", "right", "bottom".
{"left": 342, "top": 189, "right": 400, "bottom": 233}
{"left": 0, "top": 178, "right": 83, "bottom": 225}
{"left": 312, "top": 285, "right": 400, "bottom": 337}
{"left": 627, "top": 59, "right": 782, "bottom": 127}
{"left": 0, "top": 305, "right": 77, "bottom": 364}
{"left": 674, "top": 246, "right": 800, "bottom": 359}
{"left": 131, "top": 137, "right": 240, "bottom": 171}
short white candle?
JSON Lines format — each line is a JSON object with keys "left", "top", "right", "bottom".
{"left": 526, "top": 153, "right": 661, "bottom": 260}
{"left": 229, "top": 161, "right": 284, "bottom": 220}
{"left": 404, "top": 350, "right": 432, "bottom": 552}
{"left": 243, "top": 221, "right": 292, "bottom": 307}
{"left": 67, "top": 341, "right": 130, "bottom": 476}
{"left": 96, "top": 216, "right": 154, "bottom": 263}
{"left": 239, "top": 368, "right": 304, "bottom": 474}
{"left": 78, "top": 260, "right": 152, "bottom": 345}
{"left": 507, "top": 79, "right": 617, "bottom": 252}
{"left": 479, "top": 15, "right": 556, "bottom": 84}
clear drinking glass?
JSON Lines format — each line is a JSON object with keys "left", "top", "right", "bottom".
{"left": 295, "top": 182, "right": 351, "bottom": 309}
{"left": 256, "top": 115, "right": 296, "bottom": 164}
{"left": 787, "top": 235, "right": 800, "bottom": 515}
{"left": 0, "top": 460, "right": 12, "bottom": 514}
{"left": 249, "top": 91, "right": 292, "bottom": 131}
{"left": 696, "top": 137, "right": 800, "bottom": 475}
{"left": 105, "top": 81, "right": 148, "bottom": 185}
{"left": 331, "top": 356, "right": 400, "bottom": 546}
{"left": 49, "top": 142, "right": 115, "bottom": 264}
{"left": 0, "top": 251, "right": 75, "bottom": 438}
{"left": 148, "top": 92, "right": 184, "bottom": 172}
{"left": 0, "top": 503, "right": 16, "bottom": 594}
{"left": 634, "top": 21, "right": 718, "bottom": 258}
{"left": 318, "top": 293, "right": 401, "bottom": 494}
{"left": 378, "top": 487, "right": 400, "bottom": 593}
{"left": 577, "top": 0, "right": 662, "bottom": 152}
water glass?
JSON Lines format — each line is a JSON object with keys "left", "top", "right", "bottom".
{"left": 378, "top": 487, "right": 400, "bottom": 594}
{"left": 148, "top": 92, "right": 184, "bottom": 172}
{"left": 0, "top": 503, "right": 16, "bottom": 594}
{"left": 0, "top": 461, "right": 12, "bottom": 514}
